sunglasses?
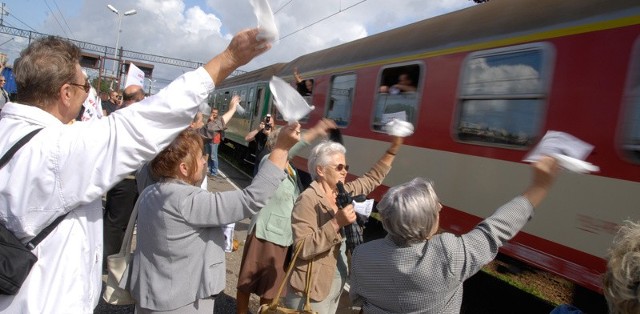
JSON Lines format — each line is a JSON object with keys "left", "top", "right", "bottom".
{"left": 331, "top": 164, "right": 349, "bottom": 172}
{"left": 68, "top": 80, "right": 91, "bottom": 93}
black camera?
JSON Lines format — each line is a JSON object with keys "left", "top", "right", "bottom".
{"left": 336, "top": 181, "right": 366, "bottom": 209}
{"left": 264, "top": 115, "right": 271, "bottom": 130}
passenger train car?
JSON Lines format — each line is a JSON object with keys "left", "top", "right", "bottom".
{"left": 210, "top": 0, "right": 640, "bottom": 293}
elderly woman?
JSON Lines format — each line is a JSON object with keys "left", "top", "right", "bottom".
{"left": 348, "top": 156, "right": 559, "bottom": 313}
{"left": 603, "top": 220, "right": 640, "bottom": 314}
{"left": 283, "top": 136, "right": 403, "bottom": 313}
{"left": 235, "top": 119, "right": 336, "bottom": 314}
{"left": 129, "top": 124, "right": 300, "bottom": 314}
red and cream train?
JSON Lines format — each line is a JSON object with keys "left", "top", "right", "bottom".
{"left": 210, "top": 0, "right": 640, "bottom": 293}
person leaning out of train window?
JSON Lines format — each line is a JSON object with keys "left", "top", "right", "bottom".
{"left": 349, "top": 156, "right": 560, "bottom": 314}
{"left": 283, "top": 135, "right": 403, "bottom": 314}
{"left": 603, "top": 220, "right": 640, "bottom": 314}
{"left": 379, "top": 73, "right": 417, "bottom": 94}
{"left": 294, "top": 67, "right": 313, "bottom": 96}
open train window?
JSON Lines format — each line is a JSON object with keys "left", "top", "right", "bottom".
{"left": 621, "top": 38, "right": 640, "bottom": 163}
{"left": 454, "top": 43, "right": 554, "bottom": 148}
{"left": 325, "top": 73, "right": 356, "bottom": 127}
{"left": 371, "top": 64, "right": 422, "bottom": 132}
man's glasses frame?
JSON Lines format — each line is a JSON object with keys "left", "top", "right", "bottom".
{"left": 68, "top": 80, "right": 91, "bottom": 93}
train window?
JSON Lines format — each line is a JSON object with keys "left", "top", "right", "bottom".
{"left": 371, "top": 64, "right": 422, "bottom": 131}
{"left": 621, "top": 39, "right": 640, "bottom": 162}
{"left": 326, "top": 73, "right": 356, "bottom": 127}
{"left": 455, "top": 43, "right": 554, "bottom": 148}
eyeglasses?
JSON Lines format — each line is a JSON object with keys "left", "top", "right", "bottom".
{"left": 68, "top": 80, "right": 90, "bottom": 93}
{"left": 330, "top": 164, "right": 349, "bottom": 172}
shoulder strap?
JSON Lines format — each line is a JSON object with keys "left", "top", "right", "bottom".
{"left": 0, "top": 128, "right": 67, "bottom": 250}
{"left": 0, "top": 128, "right": 43, "bottom": 169}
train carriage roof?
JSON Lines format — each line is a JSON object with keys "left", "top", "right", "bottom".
{"left": 222, "top": 0, "right": 638, "bottom": 83}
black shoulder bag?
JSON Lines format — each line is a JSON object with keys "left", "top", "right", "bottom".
{"left": 0, "top": 128, "right": 67, "bottom": 295}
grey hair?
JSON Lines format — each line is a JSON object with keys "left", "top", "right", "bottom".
{"left": 307, "top": 140, "right": 346, "bottom": 181}
{"left": 604, "top": 220, "right": 640, "bottom": 314}
{"left": 377, "top": 177, "right": 440, "bottom": 246}
{"left": 265, "top": 126, "right": 281, "bottom": 150}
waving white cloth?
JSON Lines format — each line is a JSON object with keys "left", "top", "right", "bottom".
{"left": 269, "top": 76, "right": 315, "bottom": 123}
{"left": 251, "top": 0, "right": 279, "bottom": 43}
{"left": 383, "top": 119, "right": 414, "bottom": 137}
{"left": 524, "top": 131, "right": 599, "bottom": 173}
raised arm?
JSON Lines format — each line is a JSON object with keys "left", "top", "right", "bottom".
{"left": 204, "top": 28, "right": 270, "bottom": 85}
{"left": 221, "top": 95, "right": 239, "bottom": 124}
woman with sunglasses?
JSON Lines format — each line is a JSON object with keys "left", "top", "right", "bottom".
{"left": 283, "top": 136, "right": 402, "bottom": 313}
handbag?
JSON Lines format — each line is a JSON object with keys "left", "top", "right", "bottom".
{"left": 102, "top": 201, "right": 138, "bottom": 305}
{"left": 0, "top": 128, "right": 68, "bottom": 295}
{"left": 258, "top": 241, "right": 317, "bottom": 314}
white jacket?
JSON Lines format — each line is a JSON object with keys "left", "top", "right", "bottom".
{"left": 0, "top": 68, "right": 214, "bottom": 313}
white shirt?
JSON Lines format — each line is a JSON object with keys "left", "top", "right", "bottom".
{"left": 0, "top": 67, "right": 214, "bottom": 313}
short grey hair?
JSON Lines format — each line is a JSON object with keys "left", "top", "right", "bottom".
{"left": 604, "top": 220, "right": 640, "bottom": 314}
{"left": 377, "top": 177, "right": 440, "bottom": 246}
{"left": 307, "top": 140, "right": 346, "bottom": 181}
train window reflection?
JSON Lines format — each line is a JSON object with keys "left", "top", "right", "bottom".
{"left": 372, "top": 64, "right": 422, "bottom": 131}
{"left": 326, "top": 73, "right": 356, "bottom": 127}
{"left": 455, "top": 44, "right": 553, "bottom": 147}
{"left": 621, "top": 39, "right": 640, "bottom": 162}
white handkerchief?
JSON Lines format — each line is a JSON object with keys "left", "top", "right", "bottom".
{"left": 269, "top": 76, "right": 315, "bottom": 123}
{"left": 384, "top": 119, "right": 414, "bottom": 137}
{"left": 353, "top": 199, "right": 375, "bottom": 217}
{"left": 251, "top": 0, "right": 279, "bottom": 43}
{"left": 524, "top": 131, "right": 598, "bottom": 173}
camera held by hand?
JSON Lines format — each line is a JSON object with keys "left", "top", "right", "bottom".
{"left": 264, "top": 114, "right": 272, "bottom": 130}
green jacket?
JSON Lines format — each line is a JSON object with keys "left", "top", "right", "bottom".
{"left": 248, "top": 140, "right": 307, "bottom": 246}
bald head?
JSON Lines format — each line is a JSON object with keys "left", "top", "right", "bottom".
{"left": 122, "top": 85, "right": 145, "bottom": 106}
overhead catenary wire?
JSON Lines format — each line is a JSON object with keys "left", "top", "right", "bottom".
{"left": 52, "top": 0, "right": 74, "bottom": 38}
{"left": 278, "top": 0, "right": 368, "bottom": 41}
{"left": 42, "top": 0, "right": 69, "bottom": 38}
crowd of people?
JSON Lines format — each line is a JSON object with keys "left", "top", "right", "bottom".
{"left": 0, "top": 29, "right": 638, "bottom": 314}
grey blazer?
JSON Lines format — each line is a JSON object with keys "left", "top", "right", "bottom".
{"left": 130, "top": 160, "right": 286, "bottom": 311}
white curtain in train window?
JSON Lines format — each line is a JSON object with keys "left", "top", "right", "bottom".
{"left": 458, "top": 48, "right": 548, "bottom": 147}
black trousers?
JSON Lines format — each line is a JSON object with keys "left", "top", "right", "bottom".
{"left": 103, "top": 178, "right": 138, "bottom": 261}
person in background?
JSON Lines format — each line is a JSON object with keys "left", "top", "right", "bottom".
{"left": 202, "top": 95, "right": 239, "bottom": 176}
{"left": 379, "top": 73, "right": 417, "bottom": 94}
{"left": 603, "top": 220, "right": 640, "bottom": 314}
{"left": 349, "top": 157, "right": 560, "bottom": 314}
{"left": 102, "top": 90, "right": 120, "bottom": 116}
{"left": 130, "top": 124, "right": 300, "bottom": 313}
{"left": 283, "top": 136, "right": 403, "bottom": 313}
{"left": 121, "top": 84, "right": 146, "bottom": 108}
{"left": 102, "top": 84, "right": 146, "bottom": 269}
{"left": 294, "top": 67, "right": 313, "bottom": 96}
{"left": 0, "top": 29, "right": 270, "bottom": 313}
{"left": 244, "top": 115, "right": 274, "bottom": 176}
{"left": 236, "top": 119, "right": 337, "bottom": 314}
{"left": 0, "top": 75, "right": 9, "bottom": 112}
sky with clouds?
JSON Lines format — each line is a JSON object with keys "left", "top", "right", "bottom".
{"left": 1, "top": 0, "right": 475, "bottom": 91}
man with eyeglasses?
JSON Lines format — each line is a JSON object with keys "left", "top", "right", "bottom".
{"left": 0, "top": 30, "right": 271, "bottom": 312}
{"left": 0, "top": 75, "right": 9, "bottom": 112}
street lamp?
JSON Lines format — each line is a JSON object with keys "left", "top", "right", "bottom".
{"left": 147, "top": 78, "right": 156, "bottom": 95}
{"left": 107, "top": 4, "right": 136, "bottom": 86}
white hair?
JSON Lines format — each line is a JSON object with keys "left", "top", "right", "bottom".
{"left": 307, "top": 140, "right": 346, "bottom": 181}
{"left": 377, "top": 177, "right": 440, "bottom": 246}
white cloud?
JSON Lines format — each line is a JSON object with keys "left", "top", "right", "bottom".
{"left": 4, "top": 0, "right": 474, "bottom": 91}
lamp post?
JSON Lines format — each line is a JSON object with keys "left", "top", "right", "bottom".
{"left": 147, "top": 78, "right": 156, "bottom": 95}
{"left": 107, "top": 4, "right": 136, "bottom": 87}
